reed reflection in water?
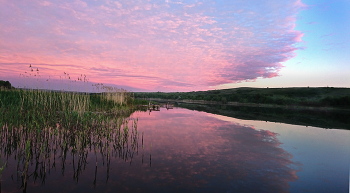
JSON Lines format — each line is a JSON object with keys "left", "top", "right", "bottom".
{"left": 0, "top": 116, "right": 140, "bottom": 192}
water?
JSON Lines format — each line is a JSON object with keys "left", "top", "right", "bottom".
{"left": 1, "top": 106, "right": 349, "bottom": 192}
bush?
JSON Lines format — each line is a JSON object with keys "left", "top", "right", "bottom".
{"left": 221, "top": 97, "right": 227, "bottom": 104}
{"left": 0, "top": 80, "right": 12, "bottom": 89}
{"left": 322, "top": 96, "right": 350, "bottom": 107}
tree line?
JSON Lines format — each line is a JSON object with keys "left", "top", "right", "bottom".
{"left": 133, "top": 87, "right": 350, "bottom": 108}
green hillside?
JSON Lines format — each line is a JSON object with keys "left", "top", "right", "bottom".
{"left": 134, "top": 87, "right": 350, "bottom": 108}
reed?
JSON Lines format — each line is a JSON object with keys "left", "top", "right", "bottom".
{"left": 101, "top": 85, "right": 128, "bottom": 105}
{"left": 0, "top": 66, "right": 150, "bottom": 191}
{"left": 90, "top": 83, "right": 135, "bottom": 112}
{"left": 0, "top": 74, "right": 146, "bottom": 130}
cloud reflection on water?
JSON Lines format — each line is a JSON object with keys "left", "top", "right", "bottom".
{"left": 124, "top": 108, "right": 299, "bottom": 192}
{"left": 0, "top": 108, "right": 298, "bottom": 192}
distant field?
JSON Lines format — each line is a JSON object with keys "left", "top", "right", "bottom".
{"left": 133, "top": 87, "right": 350, "bottom": 109}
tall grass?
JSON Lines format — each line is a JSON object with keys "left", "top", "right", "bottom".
{"left": 0, "top": 66, "right": 151, "bottom": 191}
{"left": 90, "top": 83, "right": 135, "bottom": 112}
{"left": 0, "top": 76, "right": 141, "bottom": 132}
{"left": 101, "top": 85, "right": 129, "bottom": 105}
{"left": 0, "top": 77, "right": 147, "bottom": 191}
{"left": 0, "top": 89, "right": 139, "bottom": 130}
{"left": 20, "top": 89, "right": 90, "bottom": 113}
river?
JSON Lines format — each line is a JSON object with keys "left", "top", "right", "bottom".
{"left": 1, "top": 106, "right": 349, "bottom": 192}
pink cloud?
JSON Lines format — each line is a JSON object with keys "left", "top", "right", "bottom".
{"left": 0, "top": 0, "right": 305, "bottom": 91}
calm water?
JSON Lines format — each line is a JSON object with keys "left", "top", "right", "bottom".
{"left": 1, "top": 107, "right": 349, "bottom": 192}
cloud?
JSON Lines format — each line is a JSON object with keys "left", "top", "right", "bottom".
{"left": 40, "top": 1, "right": 52, "bottom": 6}
{"left": 320, "top": 33, "right": 335, "bottom": 38}
{"left": 306, "top": 21, "right": 317, "bottom": 25}
{"left": 0, "top": 0, "right": 305, "bottom": 91}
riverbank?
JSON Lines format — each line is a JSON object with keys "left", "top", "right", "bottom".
{"left": 173, "top": 103, "right": 350, "bottom": 130}
{"left": 134, "top": 87, "right": 350, "bottom": 110}
{"left": 0, "top": 88, "right": 148, "bottom": 129}
{"left": 138, "top": 97, "right": 350, "bottom": 112}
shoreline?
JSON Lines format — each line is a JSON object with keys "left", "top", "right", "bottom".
{"left": 140, "top": 98, "right": 350, "bottom": 112}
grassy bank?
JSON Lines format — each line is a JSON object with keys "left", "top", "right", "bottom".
{"left": 134, "top": 87, "right": 350, "bottom": 109}
{"left": 0, "top": 92, "right": 142, "bottom": 190}
{"left": 0, "top": 87, "right": 149, "bottom": 129}
{"left": 0, "top": 86, "right": 148, "bottom": 190}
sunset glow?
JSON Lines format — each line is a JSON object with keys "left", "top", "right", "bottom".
{"left": 1, "top": 0, "right": 349, "bottom": 91}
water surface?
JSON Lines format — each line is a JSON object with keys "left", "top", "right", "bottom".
{"left": 1, "top": 107, "right": 349, "bottom": 192}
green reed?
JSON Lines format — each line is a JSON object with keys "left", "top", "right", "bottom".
{"left": 0, "top": 86, "right": 144, "bottom": 130}
{"left": 0, "top": 66, "right": 151, "bottom": 191}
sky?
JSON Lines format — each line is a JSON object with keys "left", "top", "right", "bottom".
{"left": 0, "top": 0, "right": 349, "bottom": 92}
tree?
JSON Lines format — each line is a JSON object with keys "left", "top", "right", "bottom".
{"left": 0, "top": 80, "right": 12, "bottom": 89}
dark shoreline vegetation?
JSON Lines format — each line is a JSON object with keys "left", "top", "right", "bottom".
{"left": 174, "top": 103, "right": 350, "bottom": 130}
{"left": 134, "top": 87, "right": 350, "bottom": 109}
{"left": 0, "top": 80, "right": 14, "bottom": 90}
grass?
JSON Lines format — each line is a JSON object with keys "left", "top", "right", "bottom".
{"left": 0, "top": 87, "right": 147, "bottom": 191}
{"left": 1, "top": 65, "right": 142, "bottom": 129}
{"left": 0, "top": 66, "right": 149, "bottom": 130}
{"left": 0, "top": 75, "right": 149, "bottom": 190}
{"left": 0, "top": 82, "right": 148, "bottom": 130}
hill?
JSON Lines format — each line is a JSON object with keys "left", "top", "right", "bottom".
{"left": 133, "top": 87, "right": 350, "bottom": 109}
